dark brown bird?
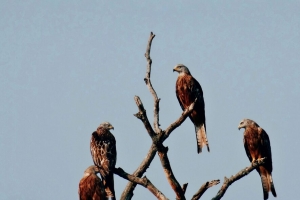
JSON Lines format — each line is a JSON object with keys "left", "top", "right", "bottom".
{"left": 90, "top": 122, "right": 116, "bottom": 200}
{"left": 238, "top": 119, "right": 277, "bottom": 200}
{"left": 173, "top": 64, "right": 209, "bottom": 153}
{"left": 78, "top": 165, "right": 106, "bottom": 200}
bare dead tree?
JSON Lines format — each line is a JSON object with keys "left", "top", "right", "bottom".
{"left": 114, "top": 32, "right": 266, "bottom": 200}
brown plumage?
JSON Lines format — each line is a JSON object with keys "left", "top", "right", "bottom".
{"left": 78, "top": 165, "right": 106, "bottom": 200}
{"left": 238, "top": 119, "right": 277, "bottom": 200}
{"left": 173, "top": 64, "right": 209, "bottom": 153}
{"left": 90, "top": 122, "right": 116, "bottom": 200}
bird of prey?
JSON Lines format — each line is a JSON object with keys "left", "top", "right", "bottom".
{"left": 78, "top": 165, "right": 106, "bottom": 200}
{"left": 173, "top": 64, "right": 209, "bottom": 153}
{"left": 90, "top": 122, "right": 117, "bottom": 200}
{"left": 238, "top": 119, "right": 277, "bottom": 200}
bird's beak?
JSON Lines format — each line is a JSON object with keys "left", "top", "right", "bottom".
{"left": 173, "top": 67, "right": 178, "bottom": 72}
{"left": 238, "top": 125, "right": 242, "bottom": 130}
{"left": 109, "top": 125, "right": 114, "bottom": 130}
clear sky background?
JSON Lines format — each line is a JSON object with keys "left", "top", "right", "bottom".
{"left": 0, "top": 1, "right": 299, "bottom": 200}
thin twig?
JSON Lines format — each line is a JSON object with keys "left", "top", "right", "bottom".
{"left": 163, "top": 98, "right": 198, "bottom": 140}
{"left": 212, "top": 158, "right": 266, "bottom": 200}
{"left": 192, "top": 180, "right": 220, "bottom": 200}
{"left": 182, "top": 183, "right": 188, "bottom": 195}
{"left": 134, "top": 96, "right": 156, "bottom": 138}
{"left": 144, "top": 32, "right": 161, "bottom": 133}
{"left": 114, "top": 167, "right": 168, "bottom": 200}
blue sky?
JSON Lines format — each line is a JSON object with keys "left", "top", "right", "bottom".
{"left": 0, "top": 1, "right": 299, "bottom": 199}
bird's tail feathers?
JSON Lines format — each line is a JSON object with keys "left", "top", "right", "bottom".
{"left": 269, "top": 174, "right": 277, "bottom": 197}
{"left": 196, "top": 124, "right": 209, "bottom": 154}
{"left": 260, "top": 168, "right": 277, "bottom": 200}
{"left": 260, "top": 174, "right": 269, "bottom": 200}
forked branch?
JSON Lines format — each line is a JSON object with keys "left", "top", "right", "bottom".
{"left": 122, "top": 94, "right": 199, "bottom": 199}
{"left": 121, "top": 94, "right": 196, "bottom": 199}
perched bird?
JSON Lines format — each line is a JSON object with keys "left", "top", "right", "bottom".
{"left": 173, "top": 64, "right": 209, "bottom": 153}
{"left": 78, "top": 165, "right": 106, "bottom": 200}
{"left": 238, "top": 119, "right": 277, "bottom": 200}
{"left": 90, "top": 122, "right": 117, "bottom": 200}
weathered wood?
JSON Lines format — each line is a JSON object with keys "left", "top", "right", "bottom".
{"left": 212, "top": 158, "right": 266, "bottom": 200}
{"left": 192, "top": 180, "right": 220, "bottom": 200}
{"left": 114, "top": 167, "right": 168, "bottom": 200}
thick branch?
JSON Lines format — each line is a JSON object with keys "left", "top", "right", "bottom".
{"left": 157, "top": 145, "right": 185, "bottom": 200}
{"left": 114, "top": 167, "right": 168, "bottom": 200}
{"left": 192, "top": 180, "right": 220, "bottom": 200}
{"left": 212, "top": 158, "right": 266, "bottom": 200}
{"left": 120, "top": 144, "right": 157, "bottom": 200}
{"left": 144, "top": 32, "right": 161, "bottom": 133}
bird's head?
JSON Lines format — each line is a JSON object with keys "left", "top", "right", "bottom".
{"left": 173, "top": 64, "right": 191, "bottom": 75}
{"left": 84, "top": 165, "right": 99, "bottom": 176}
{"left": 238, "top": 119, "right": 258, "bottom": 130}
{"left": 99, "top": 121, "right": 114, "bottom": 130}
